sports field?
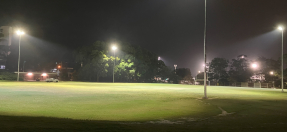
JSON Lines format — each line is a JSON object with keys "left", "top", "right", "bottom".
{"left": 0, "top": 82, "right": 286, "bottom": 131}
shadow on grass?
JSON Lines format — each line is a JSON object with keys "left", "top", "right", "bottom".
{"left": 1, "top": 99, "right": 287, "bottom": 132}
{"left": 0, "top": 115, "right": 132, "bottom": 132}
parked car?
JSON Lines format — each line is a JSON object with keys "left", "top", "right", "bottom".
{"left": 45, "top": 78, "right": 59, "bottom": 82}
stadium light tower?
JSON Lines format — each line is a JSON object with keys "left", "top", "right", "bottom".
{"left": 278, "top": 26, "right": 284, "bottom": 92}
{"left": 16, "top": 30, "right": 25, "bottom": 81}
{"left": 112, "top": 45, "right": 117, "bottom": 83}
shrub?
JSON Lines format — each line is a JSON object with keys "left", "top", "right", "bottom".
{"left": 0, "top": 71, "right": 22, "bottom": 80}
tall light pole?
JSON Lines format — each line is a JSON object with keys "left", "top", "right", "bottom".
{"left": 203, "top": 0, "right": 207, "bottom": 99}
{"left": 278, "top": 26, "right": 284, "bottom": 92}
{"left": 16, "top": 30, "right": 25, "bottom": 81}
{"left": 112, "top": 46, "right": 117, "bottom": 83}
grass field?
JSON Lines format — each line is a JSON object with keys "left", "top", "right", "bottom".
{"left": 0, "top": 82, "right": 286, "bottom": 132}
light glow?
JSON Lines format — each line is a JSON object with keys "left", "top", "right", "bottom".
{"left": 198, "top": 71, "right": 201, "bottom": 73}
{"left": 158, "top": 56, "right": 160, "bottom": 60}
{"left": 27, "top": 72, "right": 33, "bottom": 76}
{"left": 42, "top": 73, "right": 47, "bottom": 76}
{"left": 112, "top": 46, "right": 117, "bottom": 50}
{"left": 270, "top": 71, "right": 274, "bottom": 75}
{"left": 16, "top": 30, "right": 25, "bottom": 35}
{"left": 278, "top": 26, "right": 284, "bottom": 31}
{"left": 252, "top": 63, "right": 258, "bottom": 68}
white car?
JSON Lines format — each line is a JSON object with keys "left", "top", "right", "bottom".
{"left": 46, "top": 78, "right": 59, "bottom": 82}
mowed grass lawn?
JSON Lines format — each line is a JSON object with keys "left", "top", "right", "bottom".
{"left": 0, "top": 82, "right": 287, "bottom": 132}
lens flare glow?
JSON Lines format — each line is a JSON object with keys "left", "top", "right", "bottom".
{"left": 252, "top": 64, "right": 258, "bottom": 68}
{"left": 112, "top": 46, "right": 117, "bottom": 50}
{"left": 16, "top": 30, "right": 25, "bottom": 35}
{"left": 278, "top": 26, "right": 284, "bottom": 31}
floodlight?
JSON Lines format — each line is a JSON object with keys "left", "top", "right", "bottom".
{"left": 112, "top": 46, "right": 117, "bottom": 50}
{"left": 252, "top": 63, "right": 258, "bottom": 68}
{"left": 278, "top": 26, "right": 284, "bottom": 31}
{"left": 16, "top": 30, "right": 25, "bottom": 35}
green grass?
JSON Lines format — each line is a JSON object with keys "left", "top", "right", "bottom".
{"left": 0, "top": 82, "right": 286, "bottom": 131}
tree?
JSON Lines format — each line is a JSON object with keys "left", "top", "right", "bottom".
{"left": 176, "top": 68, "right": 193, "bottom": 83}
{"left": 75, "top": 41, "right": 111, "bottom": 82}
{"left": 74, "top": 41, "right": 170, "bottom": 83}
{"left": 157, "top": 60, "right": 172, "bottom": 80}
{"left": 256, "top": 57, "right": 280, "bottom": 82}
{"left": 229, "top": 57, "right": 253, "bottom": 82}
{"left": 208, "top": 58, "right": 229, "bottom": 85}
{"left": 121, "top": 43, "right": 158, "bottom": 82}
{"left": 113, "top": 54, "right": 135, "bottom": 82}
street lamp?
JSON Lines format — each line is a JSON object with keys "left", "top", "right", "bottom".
{"left": 112, "top": 45, "right": 117, "bottom": 83}
{"left": 16, "top": 30, "right": 25, "bottom": 81}
{"left": 278, "top": 26, "right": 284, "bottom": 92}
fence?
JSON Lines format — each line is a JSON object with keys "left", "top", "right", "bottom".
{"left": 196, "top": 81, "right": 275, "bottom": 88}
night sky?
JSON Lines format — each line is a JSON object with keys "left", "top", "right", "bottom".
{"left": 1, "top": 0, "right": 287, "bottom": 75}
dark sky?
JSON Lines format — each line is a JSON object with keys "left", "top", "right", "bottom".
{"left": 1, "top": 0, "right": 287, "bottom": 75}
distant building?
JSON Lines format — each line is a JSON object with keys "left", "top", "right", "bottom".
{"left": 0, "top": 26, "right": 12, "bottom": 70}
{"left": 16, "top": 72, "right": 57, "bottom": 81}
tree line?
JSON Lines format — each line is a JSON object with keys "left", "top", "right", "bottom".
{"left": 203, "top": 55, "right": 286, "bottom": 87}
{"left": 72, "top": 41, "right": 180, "bottom": 82}
{"left": 70, "top": 41, "right": 287, "bottom": 86}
